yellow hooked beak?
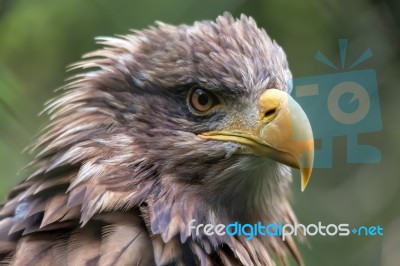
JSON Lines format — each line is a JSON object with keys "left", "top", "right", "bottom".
{"left": 198, "top": 89, "right": 314, "bottom": 191}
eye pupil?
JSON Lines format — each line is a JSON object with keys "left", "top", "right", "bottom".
{"left": 198, "top": 92, "right": 209, "bottom": 105}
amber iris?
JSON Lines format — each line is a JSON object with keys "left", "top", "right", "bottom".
{"left": 189, "top": 88, "right": 218, "bottom": 112}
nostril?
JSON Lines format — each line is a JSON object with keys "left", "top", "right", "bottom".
{"left": 264, "top": 108, "right": 277, "bottom": 118}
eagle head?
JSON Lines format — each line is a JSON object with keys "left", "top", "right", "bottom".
{"left": 1, "top": 12, "right": 314, "bottom": 266}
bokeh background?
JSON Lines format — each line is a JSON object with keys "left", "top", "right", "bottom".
{"left": 0, "top": 0, "right": 399, "bottom": 265}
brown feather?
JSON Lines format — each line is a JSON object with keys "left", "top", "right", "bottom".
{"left": 67, "top": 224, "right": 101, "bottom": 266}
{"left": 11, "top": 234, "right": 59, "bottom": 266}
{"left": 99, "top": 212, "right": 154, "bottom": 266}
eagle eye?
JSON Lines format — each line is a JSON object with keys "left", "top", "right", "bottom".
{"left": 189, "top": 88, "right": 220, "bottom": 113}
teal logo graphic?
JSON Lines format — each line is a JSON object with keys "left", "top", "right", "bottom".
{"left": 291, "top": 39, "right": 382, "bottom": 168}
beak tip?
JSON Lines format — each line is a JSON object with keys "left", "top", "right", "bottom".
{"left": 300, "top": 167, "right": 312, "bottom": 192}
{"left": 301, "top": 181, "right": 307, "bottom": 192}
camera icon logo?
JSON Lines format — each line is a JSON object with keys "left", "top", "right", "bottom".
{"left": 291, "top": 39, "right": 382, "bottom": 168}
{"left": 328, "top": 81, "right": 370, "bottom": 125}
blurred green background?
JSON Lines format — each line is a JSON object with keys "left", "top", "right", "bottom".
{"left": 0, "top": 0, "right": 399, "bottom": 265}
